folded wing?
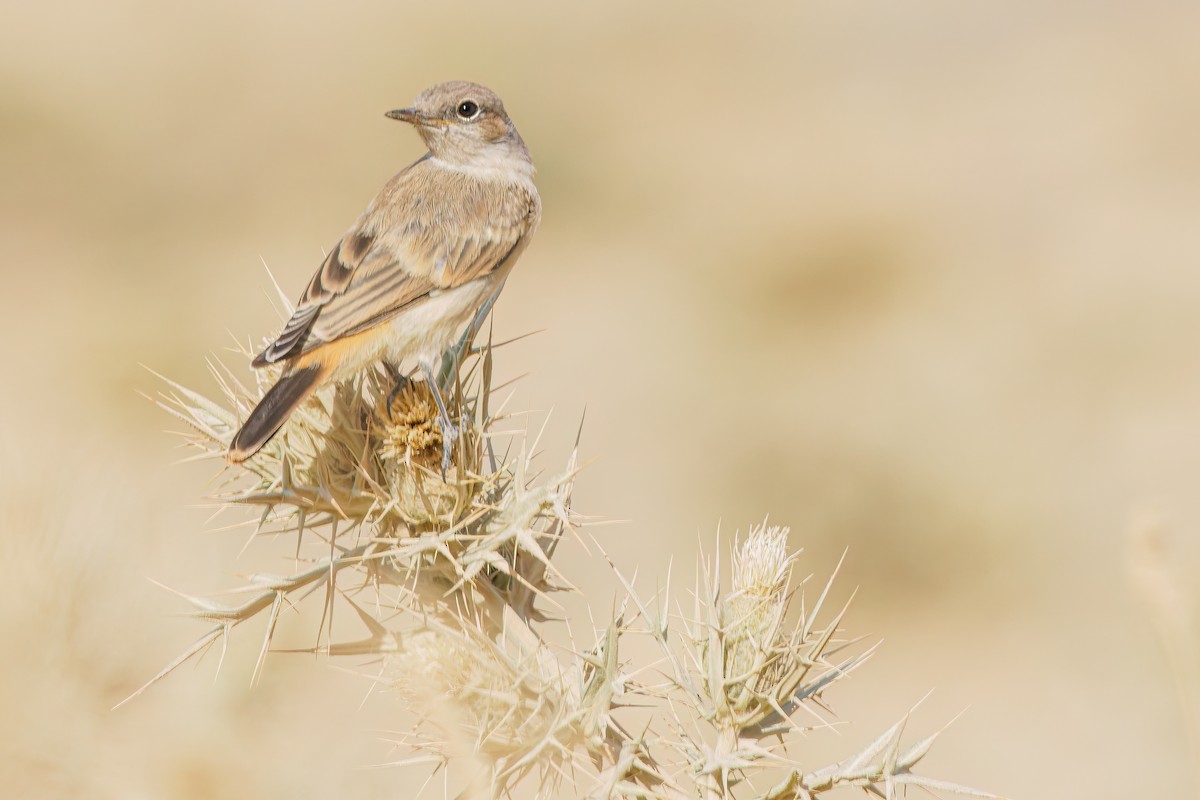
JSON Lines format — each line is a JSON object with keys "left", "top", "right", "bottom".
{"left": 252, "top": 168, "right": 536, "bottom": 368}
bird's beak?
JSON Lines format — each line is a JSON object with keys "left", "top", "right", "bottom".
{"left": 385, "top": 107, "right": 420, "bottom": 124}
{"left": 386, "top": 108, "right": 447, "bottom": 127}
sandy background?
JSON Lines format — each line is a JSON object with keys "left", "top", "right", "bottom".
{"left": 3, "top": 1, "right": 1200, "bottom": 797}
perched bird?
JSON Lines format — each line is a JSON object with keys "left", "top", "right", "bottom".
{"left": 227, "top": 81, "right": 541, "bottom": 467}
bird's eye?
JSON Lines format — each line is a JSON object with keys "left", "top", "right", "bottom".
{"left": 456, "top": 100, "right": 480, "bottom": 120}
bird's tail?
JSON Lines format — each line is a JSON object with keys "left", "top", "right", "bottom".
{"left": 227, "top": 363, "right": 330, "bottom": 464}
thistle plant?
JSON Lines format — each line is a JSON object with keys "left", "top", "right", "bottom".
{"left": 134, "top": 320, "right": 1000, "bottom": 799}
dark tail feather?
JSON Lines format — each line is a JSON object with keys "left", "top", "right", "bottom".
{"left": 227, "top": 364, "right": 329, "bottom": 464}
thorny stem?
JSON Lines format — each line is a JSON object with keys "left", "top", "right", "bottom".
{"left": 698, "top": 725, "right": 740, "bottom": 800}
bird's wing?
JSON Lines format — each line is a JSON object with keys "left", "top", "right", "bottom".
{"left": 252, "top": 231, "right": 383, "bottom": 366}
{"left": 253, "top": 167, "right": 537, "bottom": 367}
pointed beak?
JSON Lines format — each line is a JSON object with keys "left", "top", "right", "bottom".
{"left": 385, "top": 107, "right": 420, "bottom": 124}
{"left": 386, "top": 108, "right": 449, "bottom": 128}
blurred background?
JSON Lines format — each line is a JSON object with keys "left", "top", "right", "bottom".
{"left": 3, "top": 0, "right": 1199, "bottom": 797}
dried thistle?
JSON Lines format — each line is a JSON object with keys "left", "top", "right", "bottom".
{"left": 135, "top": 327, "right": 1001, "bottom": 800}
{"left": 611, "top": 521, "right": 1000, "bottom": 800}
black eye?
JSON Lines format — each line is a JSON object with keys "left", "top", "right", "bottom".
{"left": 456, "top": 100, "right": 480, "bottom": 120}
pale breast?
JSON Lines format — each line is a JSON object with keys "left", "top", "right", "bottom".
{"left": 325, "top": 275, "right": 500, "bottom": 379}
{"left": 379, "top": 275, "right": 499, "bottom": 367}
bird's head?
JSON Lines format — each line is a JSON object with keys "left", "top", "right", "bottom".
{"left": 387, "top": 81, "right": 531, "bottom": 171}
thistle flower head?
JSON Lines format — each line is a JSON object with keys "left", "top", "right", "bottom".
{"left": 154, "top": 343, "right": 496, "bottom": 539}
{"left": 719, "top": 523, "right": 799, "bottom": 724}
{"left": 377, "top": 380, "right": 444, "bottom": 466}
{"left": 731, "top": 523, "right": 793, "bottom": 601}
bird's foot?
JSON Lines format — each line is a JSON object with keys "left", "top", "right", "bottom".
{"left": 437, "top": 416, "right": 461, "bottom": 478}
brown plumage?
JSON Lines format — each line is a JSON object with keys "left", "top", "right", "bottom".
{"left": 227, "top": 81, "right": 541, "bottom": 465}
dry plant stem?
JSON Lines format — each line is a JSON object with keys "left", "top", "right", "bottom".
{"left": 696, "top": 725, "right": 739, "bottom": 800}
{"left": 139, "top": 324, "right": 999, "bottom": 799}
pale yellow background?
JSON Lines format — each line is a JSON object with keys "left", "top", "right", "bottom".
{"left": 3, "top": 1, "right": 1198, "bottom": 798}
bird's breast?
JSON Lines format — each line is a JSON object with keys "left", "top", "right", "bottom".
{"left": 375, "top": 276, "right": 497, "bottom": 370}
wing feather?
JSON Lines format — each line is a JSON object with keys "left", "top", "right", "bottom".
{"left": 252, "top": 235, "right": 371, "bottom": 366}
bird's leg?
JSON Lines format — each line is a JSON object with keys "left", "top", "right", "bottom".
{"left": 383, "top": 363, "right": 409, "bottom": 421}
{"left": 435, "top": 282, "right": 503, "bottom": 387}
{"left": 421, "top": 361, "right": 459, "bottom": 477}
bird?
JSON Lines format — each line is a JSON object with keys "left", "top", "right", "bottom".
{"left": 226, "top": 81, "right": 541, "bottom": 468}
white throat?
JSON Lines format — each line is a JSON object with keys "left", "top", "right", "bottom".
{"left": 431, "top": 147, "right": 535, "bottom": 182}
